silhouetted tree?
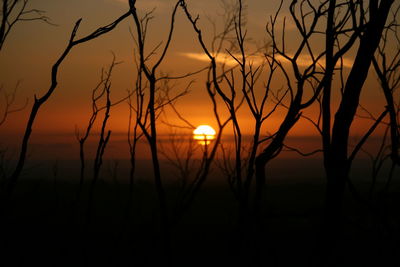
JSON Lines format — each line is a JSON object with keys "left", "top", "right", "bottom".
{"left": 3, "top": 9, "right": 132, "bottom": 201}
{"left": 365, "top": 6, "right": 400, "bottom": 251}
{"left": 0, "top": 74, "right": 27, "bottom": 201}
{"left": 0, "top": 84, "right": 26, "bottom": 186}
{"left": 128, "top": 1, "right": 190, "bottom": 264}
{"left": 372, "top": 4, "right": 400, "bottom": 178}
{"left": 317, "top": 0, "right": 395, "bottom": 264}
{"left": 75, "top": 55, "right": 128, "bottom": 202}
{"left": 87, "top": 66, "right": 112, "bottom": 225}
{"left": 75, "top": 61, "right": 113, "bottom": 202}
{"left": 0, "top": 82, "right": 27, "bottom": 126}
{"left": 0, "top": 0, "right": 46, "bottom": 190}
{"left": 180, "top": 1, "right": 325, "bottom": 264}
{"left": 0, "top": 0, "right": 53, "bottom": 50}
{"left": 184, "top": 1, "right": 397, "bottom": 265}
{"left": 125, "top": 76, "right": 143, "bottom": 224}
{"left": 164, "top": 79, "right": 230, "bottom": 222}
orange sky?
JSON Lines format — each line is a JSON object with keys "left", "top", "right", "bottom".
{"left": 0, "top": 0, "right": 394, "bottom": 161}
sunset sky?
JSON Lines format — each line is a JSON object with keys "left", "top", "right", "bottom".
{"left": 2, "top": 4, "right": 399, "bottom": 267}
{"left": 0, "top": 0, "right": 392, "bottom": 160}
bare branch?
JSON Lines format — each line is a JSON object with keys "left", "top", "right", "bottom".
{"left": 6, "top": 9, "right": 131, "bottom": 196}
{"left": 282, "top": 143, "right": 323, "bottom": 157}
{"left": 1, "top": 0, "right": 56, "bottom": 50}
{"left": 0, "top": 82, "right": 28, "bottom": 126}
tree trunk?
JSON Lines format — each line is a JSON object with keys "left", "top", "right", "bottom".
{"left": 318, "top": 1, "right": 394, "bottom": 265}
{"left": 316, "top": 163, "right": 348, "bottom": 266}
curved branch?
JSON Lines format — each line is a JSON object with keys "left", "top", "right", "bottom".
{"left": 6, "top": 10, "right": 131, "bottom": 196}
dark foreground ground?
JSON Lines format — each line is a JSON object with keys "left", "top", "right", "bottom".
{"left": 1, "top": 177, "right": 400, "bottom": 267}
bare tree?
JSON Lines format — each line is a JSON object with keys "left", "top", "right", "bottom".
{"left": 75, "top": 56, "right": 126, "bottom": 202}
{"left": 180, "top": 1, "right": 314, "bottom": 263}
{"left": 180, "top": 1, "right": 244, "bottom": 194}
{"left": 0, "top": 83, "right": 28, "bottom": 183}
{"left": 183, "top": 1, "right": 397, "bottom": 265}
{"left": 314, "top": 0, "right": 395, "bottom": 264}
{"left": 2, "top": 9, "right": 132, "bottom": 201}
{"left": 0, "top": 0, "right": 49, "bottom": 190}
{"left": 0, "top": 82, "right": 28, "bottom": 126}
{"left": 181, "top": 0, "right": 335, "bottom": 217}
{"left": 86, "top": 64, "right": 112, "bottom": 225}
{"left": 165, "top": 79, "right": 230, "bottom": 223}
{"left": 127, "top": 1, "right": 190, "bottom": 264}
{"left": 75, "top": 65, "right": 111, "bottom": 202}
{"left": 0, "top": 0, "right": 53, "bottom": 50}
{"left": 125, "top": 81, "right": 142, "bottom": 224}
{"left": 359, "top": 4, "right": 400, "bottom": 249}
{"left": 372, "top": 3, "right": 400, "bottom": 180}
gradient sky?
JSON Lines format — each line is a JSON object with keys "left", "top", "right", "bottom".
{"left": 0, "top": 0, "right": 393, "bottom": 160}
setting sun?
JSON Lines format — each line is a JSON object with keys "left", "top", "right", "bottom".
{"left": 193, "top": 125, "right": 216, "bottom": 145}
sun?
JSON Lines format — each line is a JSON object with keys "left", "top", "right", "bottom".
{"left": 193, "top": 125, "right": 216, "bottom": 145}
